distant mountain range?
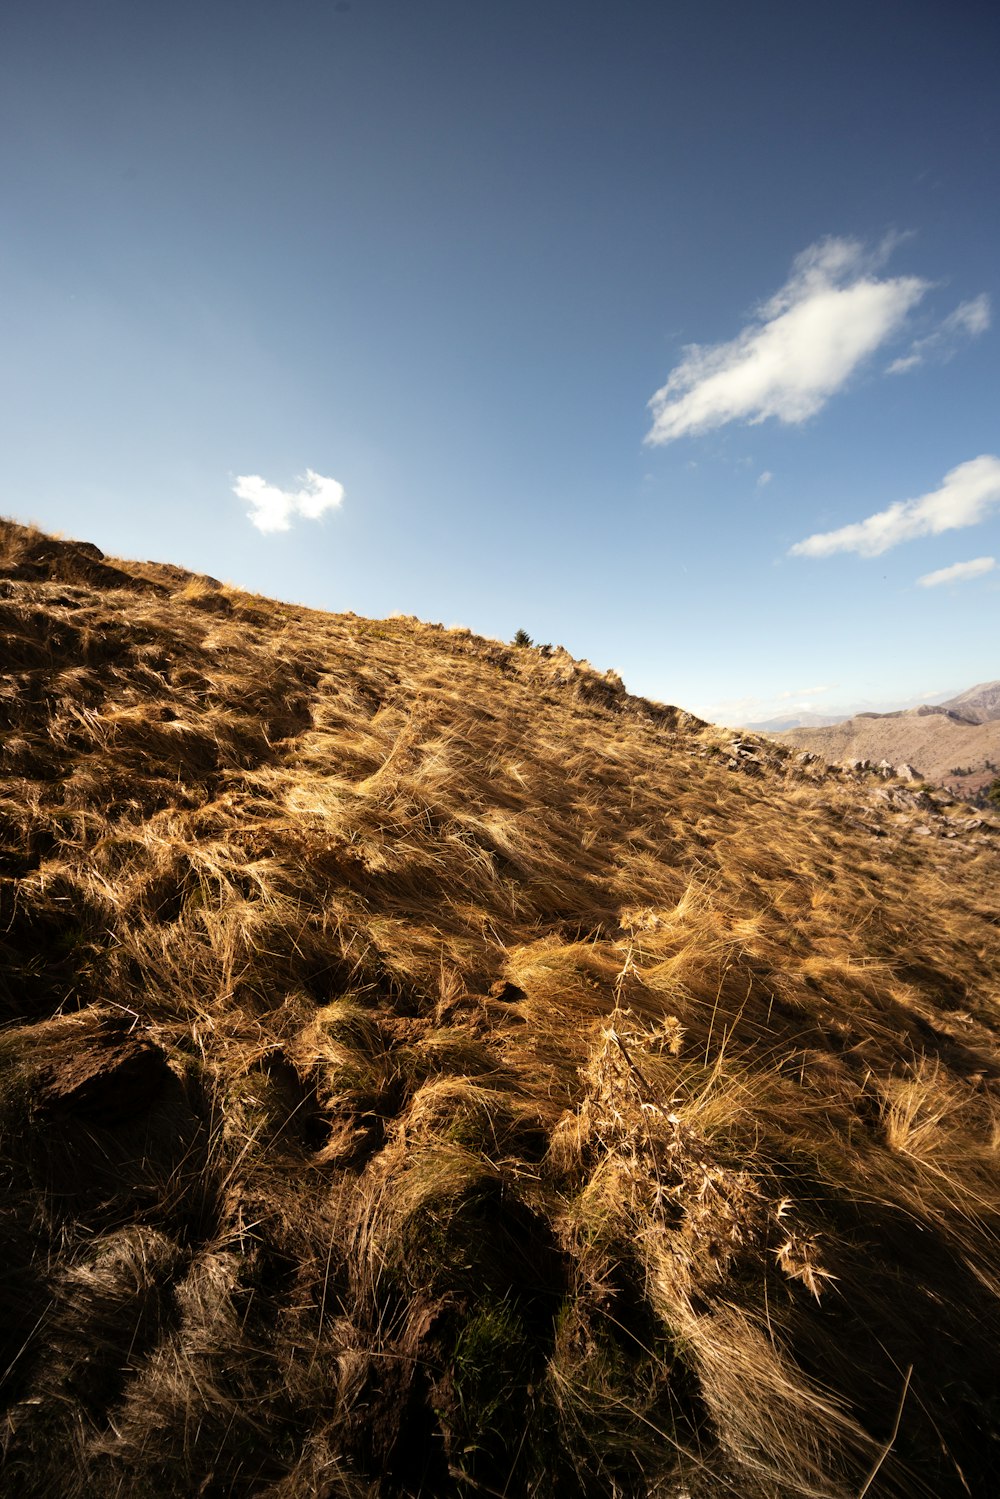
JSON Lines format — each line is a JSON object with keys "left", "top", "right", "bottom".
{"left": 744, "top": 710, "right": 855, "bottom": 732}
{"left": 744, "top": 682, "right": 1000, "bottom": 733}
{"left": 771, "top": 680, "right": 1000, "bottom": 799}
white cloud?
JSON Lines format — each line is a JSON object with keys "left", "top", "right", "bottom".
{"left": 693, "top": 684, "right": 837, "bottom": 724}
{"left": 234, "top": 469, "right": 345, "bottom": 533}
{"left": 917, "top": 556, "right": 996, "bottom": 588}
{"left": 757, "top": 470, "right": 774, "bottom": 488}
{"left": 645, "top": 237, "right": 927, "bottom": 445}
{"left": 790, "top": 455, "right": 1000, "bottom": 559}
{"left": 887, "top": 292, "right": 991, "bottom": 374}
{"left": 948, "top": 294, "right": 992, "bottom": 337}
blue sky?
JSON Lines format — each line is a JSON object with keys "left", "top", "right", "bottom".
{"left": 2, "top": 0, "right": 997, "bottom": 723}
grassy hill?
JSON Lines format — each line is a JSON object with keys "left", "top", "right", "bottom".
{"left": 2, "top": 518, "right": 1000, "bottom": 1498}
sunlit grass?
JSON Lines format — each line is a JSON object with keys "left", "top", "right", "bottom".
{"left": 0, "top": 517, "right": 998, "bottom": 1496}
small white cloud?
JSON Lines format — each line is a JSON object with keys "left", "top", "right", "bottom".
{"left": 645, "top": 236, "right": 927, "bottom": 445}
{"left": 885, "top": 352, "right": 922, "bottom": 375}
{"left": 757, "top": 470, "right": 774, "bottom": 488}
{"left": 790, "top": 455, "right": 1000, "bottom": 559}
{"left": 887, "top": 292, "right": 991, "bottom": 374}
{"left": 234, "top": 469, "right": 345, "bottom": 533}
{"left": 917, "top": 556, "right": 996, "bottom": 588}
{"left": 947, "top": 294, "right": 992, "bottom": 338}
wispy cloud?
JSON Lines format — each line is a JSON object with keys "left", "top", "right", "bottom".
{"left": 887, "top": 293, "right": 991, "bottom": 374}
{"left": 692, "top": 684, "right": 960, "bottom": 726}
{"left": 756, "top": 470, "right": 774, "bottom": 488}
{"left": 234, "top": 469, "right": 345, "bottom": 533}
{"left": 645, "top": 237, "right": 927, "bottom": 445}
{"left": 790, "top": 455, "right": 1000, "bottom": 559}
{"left": 693, "top": 684, "right": 836, "bottom": 724}
{"left": 775, "top": 684, "right": 832, "bottom": 701}
{"left": 917, "top": 556, "right": 996, "bottom": 588}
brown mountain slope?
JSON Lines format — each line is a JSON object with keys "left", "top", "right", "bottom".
{"left": 940, "top": 679, "right": 1000, "bottom": 724}
{"left": 2, "top": 518, "right": 1000, "bottom": 1498}
{"left": 780, "top": 708, "right": 1000, "bottom": 797}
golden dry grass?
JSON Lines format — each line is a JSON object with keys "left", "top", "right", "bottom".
{"left": 1, "top": 518, "right": 1000, "bottom": 1497}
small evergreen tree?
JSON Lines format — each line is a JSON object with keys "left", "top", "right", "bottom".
{"left": 512, "top": 629, "right": 533, "bottom": 647}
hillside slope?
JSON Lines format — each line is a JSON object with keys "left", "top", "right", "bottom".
{"left": 780, "top": 705, "right": 1000, "bottom": 798}
{"left": 2, "top": 519, "right": 1000, "bottom": 1498}
{"left": 939, "top": 680, "right": 1000, "bottom": 724}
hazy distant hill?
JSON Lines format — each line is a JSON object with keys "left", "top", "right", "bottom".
{"left": 2, "top": 519, "right": 1000, "bottom": 1498}
{"left": 779, "top": 680, "right": 1000, "bottom": 797}
{"left": 744, "top": 710, "right": 849, "bottom": 732}
{"left": 742, "top": 687, "right": 972, "bottom": 733}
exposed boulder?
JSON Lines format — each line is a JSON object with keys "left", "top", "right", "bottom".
{"left": 33, "top": 1019, "right": 172, "bottom": 1124}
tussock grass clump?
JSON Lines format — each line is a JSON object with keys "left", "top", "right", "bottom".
{"left": 1, "top": 517, "right": 1000, "bottom": 1496}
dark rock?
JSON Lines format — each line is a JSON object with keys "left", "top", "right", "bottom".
{"left": 33, "top": 1021, "right": 172, "bottom": 1124}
